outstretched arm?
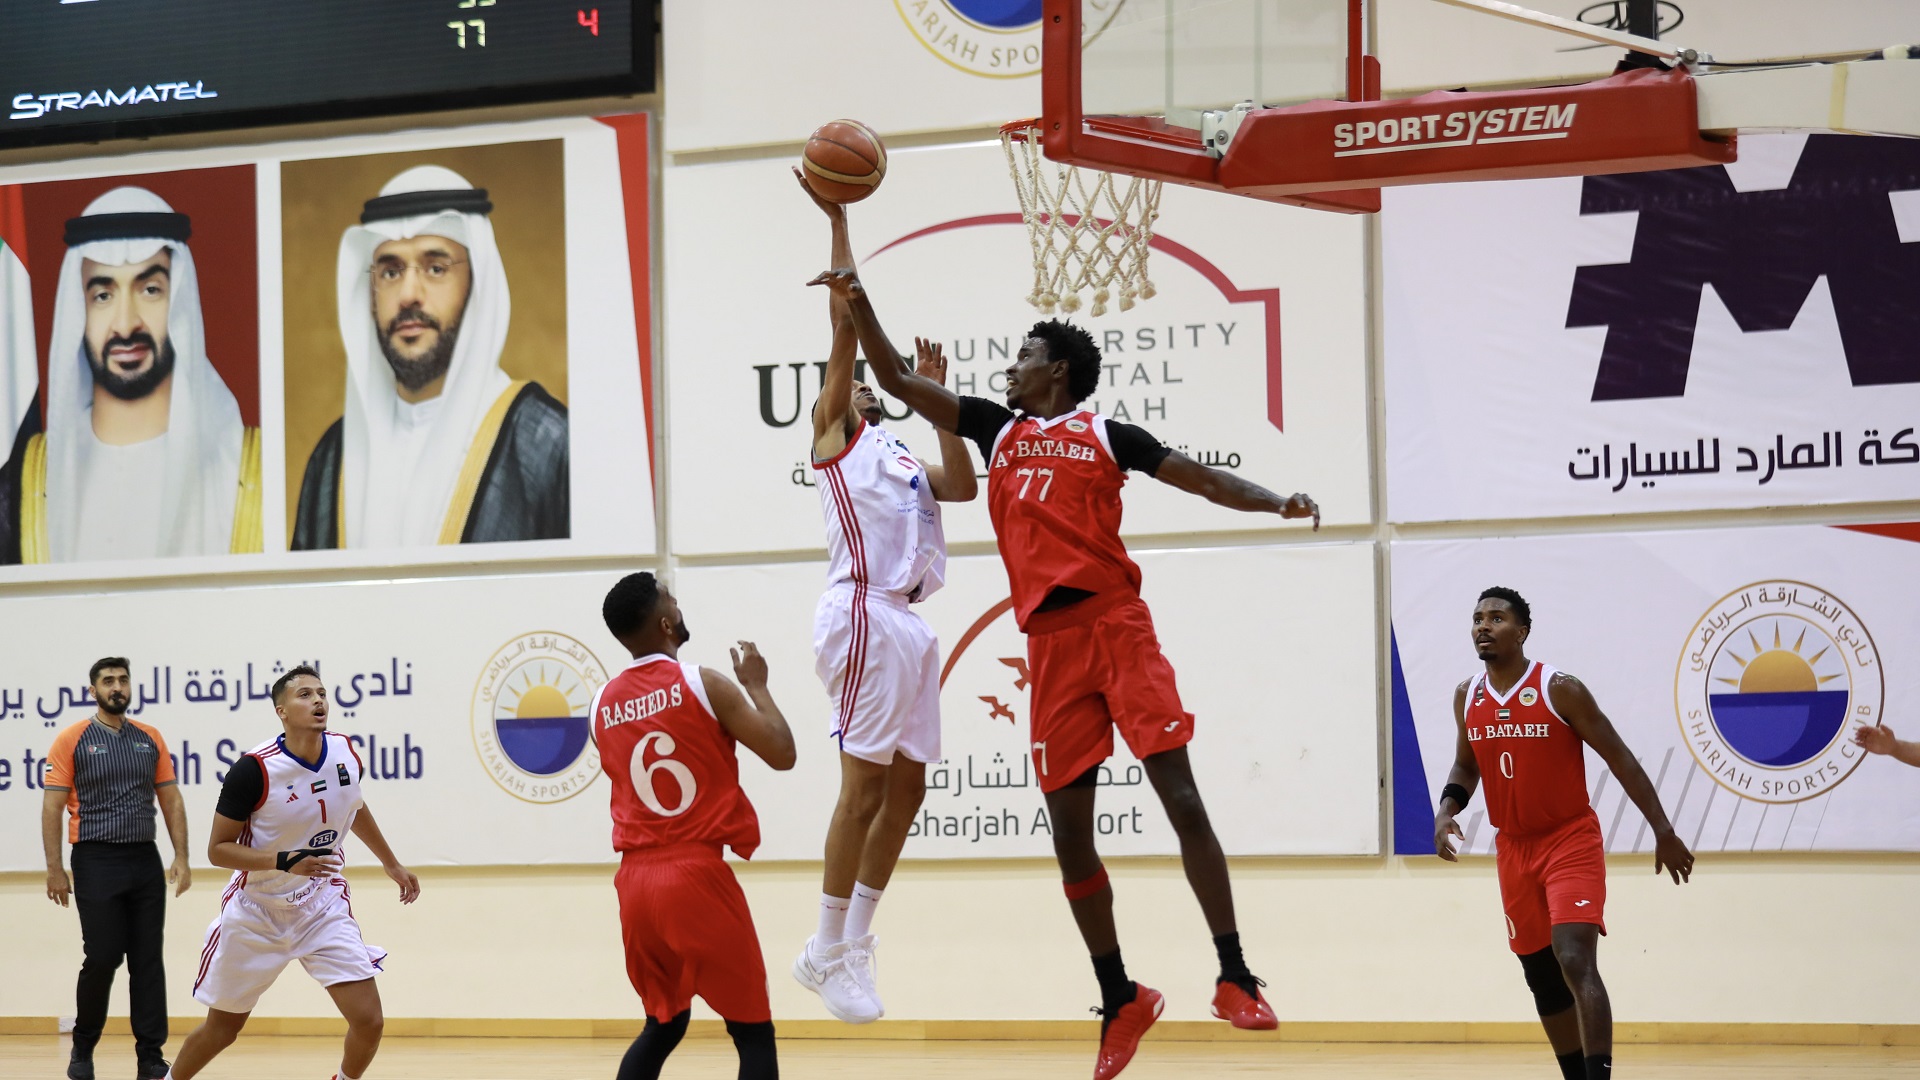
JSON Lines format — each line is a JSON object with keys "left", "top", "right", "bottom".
{"left": 803, "top": 169, "right": 860, "bottom": 460}
{"left": 912, "top": 338, "right": 979, "bottom": 502}
{"left": 1433, "top": 680, "right": 1481, "bottom": 861}
{"left": 702, "top": 642, "right": 797, "bottom": 771}
{"left": 1551, "top": 672, "right": 1694, "bottom": 884}
{"left": 810, "top": 267, "right": 961, "bottom": 432}
{"left": 1854, "top": 723, "right": 1920, "bottom": 767}
{"left": 1152, "top": 452, "right": 1320, "bottom": 529}
{"left": 349, "top": 805, "right": 421, "bottom": 903}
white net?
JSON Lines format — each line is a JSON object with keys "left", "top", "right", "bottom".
{"left": 1001, "top": 123, "right": 1163, "bottom": 318}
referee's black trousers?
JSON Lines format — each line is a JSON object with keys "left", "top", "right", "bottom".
{"left": 71, "top": 841, "right": 169, "bottom": 1062}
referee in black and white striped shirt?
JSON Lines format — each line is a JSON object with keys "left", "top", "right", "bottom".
{"left": 43, "top": 658, "right": 192, "bottom": 1080}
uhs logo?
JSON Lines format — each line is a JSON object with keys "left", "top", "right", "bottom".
{"left": 472, "top": 633, "right": 608, "bottom": 803}
{"left": 1677, "top": 581, "right": 1882, "bottom": 803}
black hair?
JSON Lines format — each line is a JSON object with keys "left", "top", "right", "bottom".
{"left": 89, "top": 657, "right": 130, "bottom": 684}
{"left": 1028, "top": 319, "right": 1103, "bottom": 405}
{"left": 603, "top": 572, "right": 662, "bottom": 640}
{"left": 1477, "top": 586, "right": 1532, "bottom": 626}
{"left": 271, "top": 664, "right": 323, "bottom": 705}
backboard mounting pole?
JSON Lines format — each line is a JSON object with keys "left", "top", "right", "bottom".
{"left": 1428, "top": 0, "right": 1705, "bottom": 63}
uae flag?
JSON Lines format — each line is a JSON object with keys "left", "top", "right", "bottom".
{"left": 1, "top": 184, "right": 35, "bottom": 462}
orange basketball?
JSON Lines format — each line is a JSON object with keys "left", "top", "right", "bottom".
{"left": 802, "top": 119, "right": 888, "bottom": 204}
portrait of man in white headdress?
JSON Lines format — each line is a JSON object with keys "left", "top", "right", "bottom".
{"left": 1, "top": 186, "right": 262, "bottom": 563}
{"left": 291, "top": 165, "right": 570, "bottom": 549}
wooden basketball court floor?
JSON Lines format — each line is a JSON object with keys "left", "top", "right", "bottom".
{"left": 6, "top": 1034, "right": 1919, "bottom": 1079}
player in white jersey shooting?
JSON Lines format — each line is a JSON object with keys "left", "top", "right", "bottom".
{"left": 791, "top": 171, "right": 977, "bottom": 1023}
{"left": 167, "top": 666, "right": 419, "bottom": 1080}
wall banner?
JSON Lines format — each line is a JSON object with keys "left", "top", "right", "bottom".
{"left": 664, "top": 139, "right": 1370, "bottom": 557}
{"left": 1384, "top": 133, "right": 1920, "bottom": 523}
{"left": 0, "top": 115, "right": 656, "bottom": 584}
{"left": 1389, "top": 523, "right": 1920, "bottom": 855}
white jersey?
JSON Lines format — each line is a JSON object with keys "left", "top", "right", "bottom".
{"left": 813, "top": 419, "right": 946, "bottom": 601}
{"left": 219, "top": 732, "right": 367, "bottom": 906}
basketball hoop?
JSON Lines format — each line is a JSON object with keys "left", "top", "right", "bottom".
{"left": 1000, "top": 120, "right": 1162, "bottom": 318}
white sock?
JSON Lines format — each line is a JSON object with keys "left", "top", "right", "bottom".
{"left": 816, "top": 893, "right": 851, "bottom": 950}
{"left": 846, "top": 882, "right": 884, "bottom": 940}
{"left": 339, "top": 1067, "right": 361, "bottom": 1080}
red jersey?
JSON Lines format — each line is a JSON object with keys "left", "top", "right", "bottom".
{"left": 956, "top": 398, "right": 1170, "bottom": 633}
{"left": 1463, "top": 660, "right": 1593, "bottom": 837}
{"left": 592, "top": 654, "right": 760, "bottom": 858}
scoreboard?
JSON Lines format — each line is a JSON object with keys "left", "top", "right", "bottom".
{"left": 0, "top": 0, "right": 651, "bottom": 150}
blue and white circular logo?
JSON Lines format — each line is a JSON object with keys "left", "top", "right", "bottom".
{"left": 1676, "top": 581, "right": 1881, "bottom": 803}
{"left": 893, "top": 0, "right": 1043, "bottom": 77}
{"left": 472, "top": 632, "right": 608, "bottom": 804}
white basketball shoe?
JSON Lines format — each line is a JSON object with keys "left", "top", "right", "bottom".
{"left": 842, "top": 935, "right": 884, "bottom": 1017}
{"left": 792, "top": 936, "right": 881, "bottom": 1024}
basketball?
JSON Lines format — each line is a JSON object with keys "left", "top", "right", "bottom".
{"left": 801, "top": 119, "right": 888, "bottom": 204}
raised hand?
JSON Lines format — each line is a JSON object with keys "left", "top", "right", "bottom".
{"left": 731, "top": 641, "right": 769, "bottom": 691}
{"left": 914, "top": 337, "right": 949, "bottom": 385}
{"left": 1653, "top": 829, "right": 1694, "bottom": 884}
{"left": 807, "top": 266, "right": 864, "bottom": 300}
{"left": 1433, "top": 812, "right": 1464, "bottom": 862}
{"left": 794, "top": 165, "right": 846, "bottom": 220}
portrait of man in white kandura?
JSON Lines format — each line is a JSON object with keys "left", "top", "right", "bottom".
{"left": 3, "top": 186, "right": 262, "bottom": 564}
{"left": 292, "top": 165, "right": 570, "bottom": 551}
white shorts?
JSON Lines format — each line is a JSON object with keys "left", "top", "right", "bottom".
{"left": 192, "top": 878, "right": 387, "bottom": 1014}
{"left": 813, "top": 583, "right": 941, "bottom": 766}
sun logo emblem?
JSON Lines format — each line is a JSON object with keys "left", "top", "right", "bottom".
{"left": 1676, "top": 581, "right": 1881, "bottom": 804}
{"left": 472, "top": 632, "right": 608, "bottom": 804}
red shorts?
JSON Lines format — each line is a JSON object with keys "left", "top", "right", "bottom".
{"left": 1027, "top": 596, "right": 1194, "bottom": 793}
{"left": 614, "top": 844, "right": 770, "bottom": 1023}
{"left": 1495, "top": 812, "right": 1607, "bottom": 955}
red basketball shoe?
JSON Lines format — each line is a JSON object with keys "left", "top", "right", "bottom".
{"left": 1092, "top": 983, "right": 1164, "bottom": 1079}
{"left": 1211, "top": 976, "right": 1278, "bottom": 1030}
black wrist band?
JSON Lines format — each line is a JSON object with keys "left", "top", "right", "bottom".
{"left": 1439, "top": 783, "right": 1471, "bottom": 812}
{"left": 276, "top": 849, "right": 325, "bottom": 872}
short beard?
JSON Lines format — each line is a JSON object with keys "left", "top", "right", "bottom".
{"left": 85, "top": 334, "right": 176, "bottom": 401}
{"left": 673, "top": 617, "right": 690, "bottom": 646}
{"left": 98, "top": 694, "right": 129, "bottom": 716}
{"left": 376, "top": 303, "right": 461, "bottom": 393}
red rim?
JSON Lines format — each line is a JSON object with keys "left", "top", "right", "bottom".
{"left": 1000, "top": 118, "right": 1042, "bottom": 140}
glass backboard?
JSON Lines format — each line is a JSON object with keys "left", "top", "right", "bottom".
{"left": 1081, "top": 0, "right": 1357, "bottom": 129}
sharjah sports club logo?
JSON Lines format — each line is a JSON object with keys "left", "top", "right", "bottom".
{"left": 1676, "top": 581, "right": 1882, "bottom": 803}
{"left": 472, "top": 632, "right": 608, "bottom": 803}
{"left": 892, "top": 0, "right": 1042, "bottom": 78}
{"left": 1518, "top": 687, "right": 1538, "bottom": 707}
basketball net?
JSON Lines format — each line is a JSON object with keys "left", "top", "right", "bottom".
{"left": 1001, "top": 121, "right": 1162, "bottom": 318}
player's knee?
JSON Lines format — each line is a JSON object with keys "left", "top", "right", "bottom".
{"left": 1517, "top": 947, "right": 1575, "bottom": 1016}
{"left": 350, "top": 1010, "right": 385, "bottom": 1041}
{"left": 1158, "top": 785, "right": 1212, "bottom": 835}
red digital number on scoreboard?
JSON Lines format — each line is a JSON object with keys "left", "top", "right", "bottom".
{"left": 578, "top": 9, "right": 600, "bottom": 37}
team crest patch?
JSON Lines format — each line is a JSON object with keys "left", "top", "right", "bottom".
{"left": 1677, "top": 581, "right": 1881, "bottom": 804}
{"left": 472, "top": 632, "right": 608, "bottom": 804}
{"left": 1065, "top": 419, "right": 1089, "bottom": 433}
{"left": 1518, "top": 687, "right": 1538, "bottom": 707}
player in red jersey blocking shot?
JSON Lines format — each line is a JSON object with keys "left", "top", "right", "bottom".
{"left": 811, "top": 260, "right": 1318, "bottom": 1080}
{"left": 594, "top": 572, "right": 797, "bottom": 1080}
{"left": 1434, "top": 587, "right": 1695, "bottom": 1080}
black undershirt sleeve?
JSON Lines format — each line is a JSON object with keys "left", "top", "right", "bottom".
{"left": 954, "top": 396, "right": 1016, "bottom": 463}
{"left": 1104, "top": 419, "right": 1173, "bottom": 476}
{"left": 213, "top": 755, "right": 265, "bottom": 822}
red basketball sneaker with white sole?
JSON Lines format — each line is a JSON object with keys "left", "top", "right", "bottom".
{"left": 1211, "top": 976, "right": 1278, "bottom": 1030}
{"left": 1093, "top": 983, "right": 1164, "bottom": 1079}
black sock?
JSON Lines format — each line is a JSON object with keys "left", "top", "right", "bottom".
{"left": 1556, "top": 1050, "right": 1584, "bottom": 1080}
{"left": 726, "top": 1018, "right": 779, "bottom": 1080}
{"left": 1213, "top": 931, "right": 1254, "bottom": 987}
{"left": 616, "top": 1010, "right": 690, "bottom": 1080}
{"left": 1091, "top": 949, "right": 1136, "bottom": 1015}
{"left": 1585, "top": 1053, "right": 1613, "bottom": 1079}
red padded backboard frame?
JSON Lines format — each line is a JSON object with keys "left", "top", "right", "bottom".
{"left": 1039, "top": 0, "right": 1734, "bottom": 214}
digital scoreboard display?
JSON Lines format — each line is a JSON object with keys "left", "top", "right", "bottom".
{"left": 0, "top": 1, "right": 650, "bottom": 150}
